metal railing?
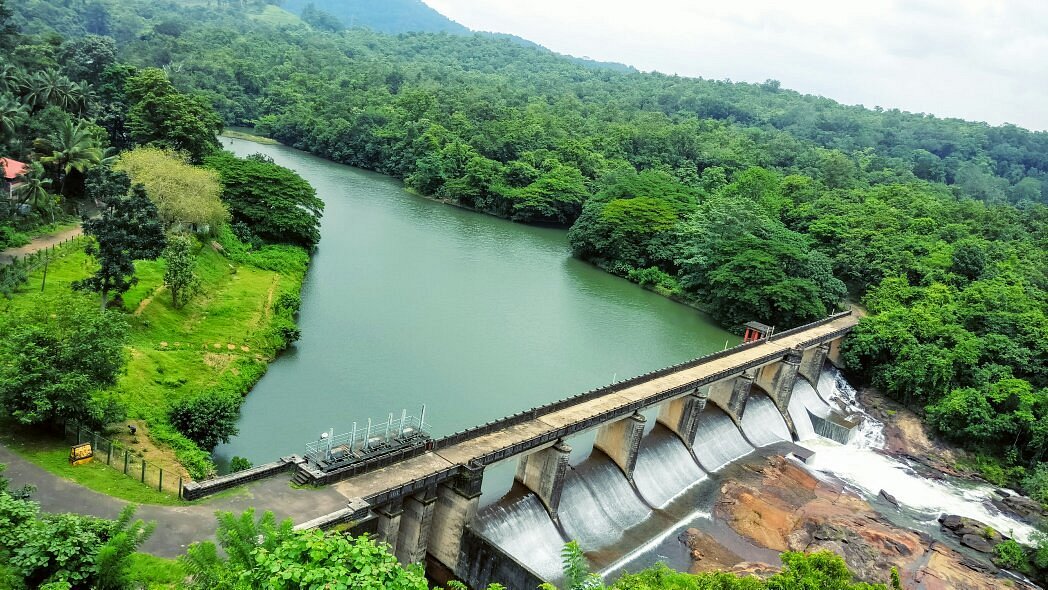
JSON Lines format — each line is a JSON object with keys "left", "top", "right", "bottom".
{"left": 0, "top": 235, "right": 87, "bottom": 293}
{"left": 304, "top": 411, "right": 429, "bottom": 466}
{"left": 62, "top": 420, "right": 188, "bottom": 497}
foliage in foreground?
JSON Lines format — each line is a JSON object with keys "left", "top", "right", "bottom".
{"left": 0, "top": 464, "right": 153, "bottom": 590}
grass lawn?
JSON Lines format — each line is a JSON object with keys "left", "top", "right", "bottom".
{"left": 128, "top": 553, "right": 186, "bottom": 589}
{"left": 0, "top": 236, "right": 305, "bottom": 482}
{"left": 0, "top": 428, "right": 183, "bottom": 506}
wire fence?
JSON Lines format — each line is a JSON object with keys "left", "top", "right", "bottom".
{"left": 0, "top": 234, "right": 88, "bottom": 294}
{"left": 62, "top": 419, "right": 190, "bottom": 498}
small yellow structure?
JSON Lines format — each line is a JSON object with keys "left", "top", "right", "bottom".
{"left": 69, "top": 443, "right": 93, "bottom": 466}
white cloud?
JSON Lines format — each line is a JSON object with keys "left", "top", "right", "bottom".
{"left": 423, "top": 0, "right": 1048, "bottom": 130}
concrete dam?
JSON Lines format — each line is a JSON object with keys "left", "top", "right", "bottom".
{"left": 184, "top": 311, "right": 859, "bottom": 588}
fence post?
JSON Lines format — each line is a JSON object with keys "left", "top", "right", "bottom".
{"left": 124, "top": 450, "right": 129, "bottom": 475}
{"left": 106, "top": 442, "right": 112, "bottom": 466}
{"left": 178, "top": 477, "right": 184, "bottom": 500}
{"left": 141, "top": 460, "right": 146, "bottom": 483}
{"left": 158, "top": 468, "right": 163, "bottom": 492}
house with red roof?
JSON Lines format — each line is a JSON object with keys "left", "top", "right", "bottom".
{"left": 1, "top": 157, "right": 28, "bottom": 201}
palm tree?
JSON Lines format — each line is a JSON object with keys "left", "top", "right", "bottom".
{"left": 23, "top": 70, "right": 75, "bottom": 111}
{"left": 13, "top": 161, "right": 57, "bottom": 222}
{"left": 0, "top": 64, "right": 26, "bottom": 95}
{"left": 38, "top": 119, "right": 103, "bottom": 196}
{"left": 0, "top": 93, "right": 28, "bottom": 141}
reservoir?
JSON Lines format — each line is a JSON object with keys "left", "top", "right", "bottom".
{"left": 215, "top": 137, "right": 736, "bottom": 468}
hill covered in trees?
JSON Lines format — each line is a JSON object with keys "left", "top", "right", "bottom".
{"left": 284, "top": 0, "right": 470, "bottom": 34}
{"left": 5, "top": 0, "right": 1048, "bottom": 561}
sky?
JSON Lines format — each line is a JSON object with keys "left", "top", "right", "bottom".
{"left": 422, "top": 0, "right": 1048, "bottom": 131}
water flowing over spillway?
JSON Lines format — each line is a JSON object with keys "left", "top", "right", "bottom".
{"left": 632, "top": 427, "right": 708, "bottom": 508}
{"left": 799, "top": 368, "right": 1039, "bottom": 544}
{"left": 693, "top": 407, "right": 754, "bottom": 472}
{"left": 475, "top": 493, "right": 567, "bottom": 580}
{"left": 787, "top": 378, "right": 831, "bottom": 441}
{"left": 558, "top": 458, "right": 654, "bottom": 551}
{"left": 740, "top": 393, "right": 792, "bottom": 447}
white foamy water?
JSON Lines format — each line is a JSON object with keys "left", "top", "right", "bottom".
{"left": 788, "top": 378, "right": 830, "bottom": 441}
{"left": 693, "top": 407, "right": 754, "bottom": 471}
{"left": 741, "top": 393, "right": 792, "bottom": 447}
{"left": 475, "top": 493, "right": 566, "bottom": 579}
{"left": 800, "top": 368, "right": 1038, "bottom": 544}
{"left": 558, "top": 460, "right": 653, "bottom": 550}
{"left": 633, "top": 428, "right": 708, "bottom": 508}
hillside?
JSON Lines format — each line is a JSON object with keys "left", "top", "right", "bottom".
{"left": 282, "top": 0, "right": 470, "bottom": 34}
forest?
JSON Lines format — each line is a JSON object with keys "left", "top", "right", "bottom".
{"left": 12, "top": 0, "right": 1043, "bottom": 500}
{"left": 1, "top": 0, "right": 1048, "bottom": 586}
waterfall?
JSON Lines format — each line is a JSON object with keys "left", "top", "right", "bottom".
{"left": 803, "top": 367, "right": 1039, "bottom": 544}
{"left": 558, "top": 458, "right": 653, "bottom": 550}
{"left": 740, "top": 393, "right": 792, "bottom": 447}
{"left": 787, "top": 378, "right": 830, "bottom": 441}
{"left": 474, "top": 493, "right": 567, "bottom": 580}
{"left": 632, "top": 427, "right": 708, "bottom": 508}
{"left": 692, "top": 407, "right": 754, "bottom": 472}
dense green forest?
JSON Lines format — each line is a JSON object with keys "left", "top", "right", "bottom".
{"left": 7, "top": 0, "right": 1048, "bottom": 502}
{"left": 2, "top": 0, "right": 1048, "bottom": 584}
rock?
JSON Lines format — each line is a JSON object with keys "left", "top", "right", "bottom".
{"left": 813, "top": 523, "right": 848, "bottom": 542}
{"left": 1002, "top": 494, "right": 1047, "bottom": 520}
{"left": 994, "top": 489, "right": 1011, "bottom": 498}
{"left": 960, "top": 534, "right": 995, "bottom": 554}
{"left": 879, "top": 489, "right": 900, "bottom": 508}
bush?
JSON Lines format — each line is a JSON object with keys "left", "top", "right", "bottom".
{"left": 167, "top": 393, "right": 240, "bottom": 453}
{"left": 230, "top": 456, "right": 252, "bottom": 472}
{"left": 0, "top": 226, "right": 29, "bottom": 249}
{"left": 274, "top": 290, "right": 301, "bottom": 314}
{"left": 993, "top": 539, "right": 1030, "bottom": 572}
{"left": 148, "top": 424, "right": 216, "bottom": 480}
{"left": 1023, "top": 463, "right": 1048, "bottom": 506}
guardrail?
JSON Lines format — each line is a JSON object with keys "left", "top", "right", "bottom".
{"left": 432, "top": 311, "right": 854, "bottom": 451}
{"left": 181, "top": 456, "right": 299, "bottom": 500}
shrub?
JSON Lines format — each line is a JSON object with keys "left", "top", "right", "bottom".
{"left": 993, "top": 539, "right": 1029, "bottom": 572}
{"left": 167, "top": 393, "right": 240, "bottom": 452}
{"left": 230, "top": 457, "right": 252, "bottom": 472}
{"left": 1022, "top": 463, "right": 1048, "bottom": 506}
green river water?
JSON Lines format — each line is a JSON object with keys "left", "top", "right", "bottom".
{"left": 214, "top": 137, "right": 737, "bottom": 476}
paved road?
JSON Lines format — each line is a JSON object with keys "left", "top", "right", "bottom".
{"left": 0, "top": 444, "right": 353, "bottom": 557}
{"left": 0, "top": 224, "right": 83, "bottom": 265}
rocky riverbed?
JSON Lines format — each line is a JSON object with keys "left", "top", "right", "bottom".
{"left": 686, "top": 455, "right": 1038, "bottom": 588}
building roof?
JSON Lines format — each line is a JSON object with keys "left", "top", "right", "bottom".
{"left": 1, "top": 158, "right": 28, "bottom": 181}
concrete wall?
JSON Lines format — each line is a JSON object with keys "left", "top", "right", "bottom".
{"left": 593, "top": 413, "right": 646, "bottom": 481}
{"left": 515, "top": 440, "right": 571, "bottom": 521}
{"left": 455, "top": 527, "right": 548, "bottom": 590}
{"left": 707, "top": 371, "right": 754, "bottom": 426}
{"left": 181, "top": 456, "right": 299, "bottom": 500}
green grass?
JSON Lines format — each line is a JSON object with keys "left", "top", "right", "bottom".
{"left": 249, "top": 5, "right": 304, "bottom": 27}
{"left": 221, "top": 129, "right": 281, "bottom": 145}
{"left": 0, "top": 429, "right": 184, "bottom": 505}
{"left": 1, "top": 235, "right": 306, "bottom": 482}
{"left": 127, "top": 553, "right": 186, "bottom": 589}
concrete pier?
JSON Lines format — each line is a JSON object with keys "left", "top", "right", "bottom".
{"left": 515, "top": 440, "right": 571, "bottom": 522}
{"left": 707, "top": 370, "right": 754, "bottom": 426}
{"left": 799, "top": 342, "right": 830, "bottom": 384}
{"left": 396, "top": 490, "right": 437, "bottom": 564}
{"left": 374, "top": 499, "right": 403, "bottom": 553}
{"left": 429, "top": 463, "right": 484, "bottom": 573}
{"left": 657, "top": 388, "right": 709, "bottom": 445}
{"left": 593, "top": 412, "right": 646, "bottom": 482}
{"left": 755, "top": 348, "right": 802, "bottom": 438}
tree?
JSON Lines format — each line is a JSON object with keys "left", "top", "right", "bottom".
{"left": 0, "top": 292, "right": 128, "bottom": 427}
{"left": 0, "top": 490, "right": 152, "bottom": 590}
{"left": 115, "top": 147, "right": 229, "bottom": 233}
{"left": 163, "top": 233, "right": 199, "bottom": 309}
{"left": 0, "top": 0, "right": 19, "bottom": 52}
{"left": 75, "top": 185, "right": 167, "bottom": 310}
{"left": 168, "top": 393, "right": 240, "bottom": 452}
{"left": 125, "top": 68, "right": 223, "bottom": 163}
{"left": 36, "top": 119, "right": 104, "bottom": 197}
{"left": 0, "top": 93, "right": 28, "bottom": 142}
{"left": 181, "top": 510, "right": 429, "bottom": 590}
{"left": 12, "top": 161, "right": 55, "bottom": 221}
{"left": 204, "top": 151, "right": 324, "bottom": 249}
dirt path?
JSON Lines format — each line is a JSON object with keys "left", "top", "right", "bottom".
{"left": 0, "top": 443, "right": 353, "bottom": 557}
{"left": 0, "top": 224, "right": 83, "bottom": 265}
